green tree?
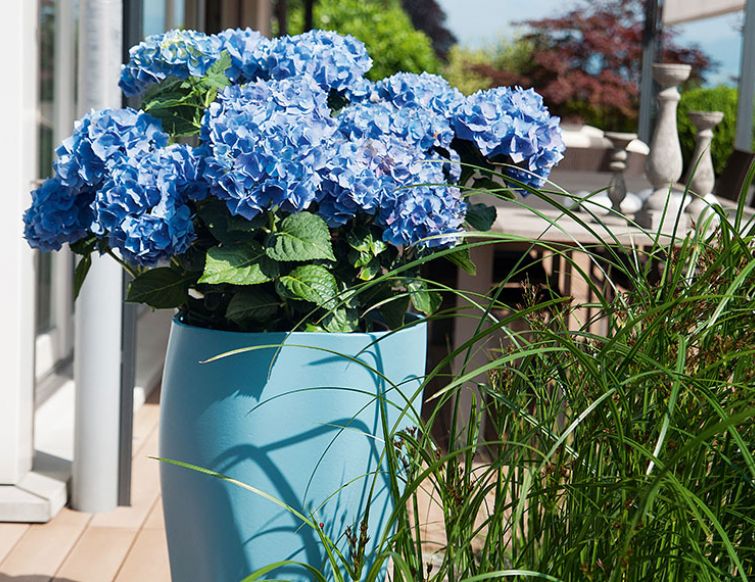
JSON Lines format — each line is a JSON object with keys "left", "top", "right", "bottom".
{"left": 288, "top": 0, "right": 439, "bottom": 80}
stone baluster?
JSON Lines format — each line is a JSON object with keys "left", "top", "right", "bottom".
{"left": 636, "top": 63, "right": 691, "bottom": 232}
{"left": 602, "top": 131, "right": 638, "bottom": 224}
{"left": 685, "top": 110, "right": 724, "bottom": 224}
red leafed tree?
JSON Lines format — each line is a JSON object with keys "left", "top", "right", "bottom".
{"left": 474, "top": 0, "right": 713, "bottom": 131}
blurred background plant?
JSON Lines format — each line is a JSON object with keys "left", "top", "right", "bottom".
{"left": 442, "top": 0, "right": 713, "bottom": 131}
{"left": 678, "top": 85, "right": 755, "bottom": 176}
{"left": 284, "top": 0, "right": 442, "bottom": 79}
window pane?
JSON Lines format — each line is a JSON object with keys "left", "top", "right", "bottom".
{"left": 36, "top": 0, "right": 56, "bottom": 334}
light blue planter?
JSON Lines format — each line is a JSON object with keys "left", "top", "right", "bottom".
{"left": 159, "top": 317, "right": 427, "bottom": 581}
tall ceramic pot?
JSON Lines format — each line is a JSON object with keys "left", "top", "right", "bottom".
{"left": 159, "top": 317, "right": 427, "bottom": 581}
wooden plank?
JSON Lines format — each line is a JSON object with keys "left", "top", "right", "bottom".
{"left": 0, "top": 523, "right": 28, "bottom": 563}
{"left": 114, "top": 528, "right": 171, "bottom": 582}
{"left": 53, "top": 527, "right": 137, "bottom": 582}
{"left": 89, "top": 427, "right": 160, "bottom": 530}
{"left": 142, "top": 498, "right": 164, "bottom": 530}
{"left": 130, "top": 402, "right": 159, "bottom": 459}
{"left": 0, "top": 509, "right": 90, "bottom": 577}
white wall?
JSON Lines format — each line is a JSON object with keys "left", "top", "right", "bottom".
{"left": 0, "top": 0, "right": 39, "bottom": 484}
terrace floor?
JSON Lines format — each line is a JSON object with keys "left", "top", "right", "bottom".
{"left": 0, "top": 391, "right": 463, "bottom": 581}
{"left": 0, "top": 391, "right": 169, "bottom": 582}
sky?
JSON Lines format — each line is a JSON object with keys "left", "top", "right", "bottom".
{"left": 437, "top": 0, "right": 744, "bottom": 86}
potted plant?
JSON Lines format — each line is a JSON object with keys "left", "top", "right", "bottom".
{"left": 23, "top": 28, "right": 564, "bottom": 581}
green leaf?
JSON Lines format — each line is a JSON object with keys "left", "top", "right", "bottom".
{"left": 346, "top": 225, "right": 387, "bottom": 256}
{"left": 278, "top": 264, "right": 338, "bottom": 307}
{"left": 407, "top": 279, "right": 442, "bottom": 316}
{"left": 322, "top": 307, "right": 359, "bottom": 333}
{"left": 445, "top": 247, "right": 477, "bottom": 275}
{"left": 199, "top": 242, "right": 278, "bottom": 285}
{"left": 126, "top": 268, "right": 190, "bottom": 309}
{"left": 465, "top": 202, "right": 498, "bottom": 231}
{"left": 199, "top": 51, "right": 232, "bottom": 92}
{"left": 266, "top": 212, "right": 335, "bottom": 262}
{"left": 356, "top": 257, "right": 381, "bottom": 281}
{"left": 226, "top": 288, "right": 280, "bottom": 324}
{"left": 73, "top": 254, "right": 92, "bottom": 300}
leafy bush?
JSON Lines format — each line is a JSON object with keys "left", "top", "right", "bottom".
{"left": 678, "top": 85, "right": 755, "bottom": 176}
{"left": 288, "top": 0, "right": 440, "bottom": 80}
{"left": 443, "top": 45, "right": 494, "bottom": 95}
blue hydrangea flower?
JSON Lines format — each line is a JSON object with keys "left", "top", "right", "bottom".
{"left": 54, "top": 108, "right": 168, "bottom": 190}
{"left": 337, "top": 100, "right": 455, "bottom": 153}
{"left": 452, "top": 86, "right": 565, "bottom": 189}
{"left": 217, "top": 28, "right": 270, "bottom": 83}
{"left": 23, "top": 178, "right": 94, "bottom": 251}
{"left": 378, "top": 184, "right": 467, "bottom": 249}
{"left": 266, "top": 30, "right": 372, "bottom": 95}
{"left": 201, "top": 78, "right": 337, "bottom": 219}
{"left": 93, "top": 145, "right": 200, "bottom": 265}
{"left": 318, "top": 133, "right": 459, "bottom": 243}
{"left": 120, "top": 29, "right": 224, "bottom": 96}
{"left": 369, "top": 72, "right": 465, "bottom": 119}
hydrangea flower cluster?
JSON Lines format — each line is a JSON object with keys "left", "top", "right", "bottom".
{"left": 379, "top": 184, "right": 466, "bottom": 248}
{"left": 369, "top": 72, "right": 465, "bottom": 119}
{"left": 201, "top": 78, "right": 337, "bottom": 219}
{"left": 217, "top": 28, "right": 270, "bottom": 83}
{"left": 318, "top": 133, "right": 465, "bottom": 246}
{"left": 54, "top": 108, "right": 168, "bottom": 189}
{"left": 23, "top": 178, "right": 94, "bottom": 252}
{"left": 93, "top": 145, "right": 201, "bottom": 265}
{"left": 24, "top": 108, "right": 169, "bottom": 252}
{"left": 453, "top": 86, "right": 565, "bottom": 189}
{"left": 337, "top": 100, "right": 454, "bottom": 153}
{"left": 26, "top": 27, "right": 565, "bottom": 276}
{"left": 120, "top": 29, "right": 225, "bottom": 96}
{"left": 266, "top": 30, "right": 372, "bottom": 95}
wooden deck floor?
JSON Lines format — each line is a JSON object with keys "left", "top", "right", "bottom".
{"left": 0, "top": 390, "right": 460, "bottom": 581}
{"left": 0, "top": 391, "right": 169, "bottom": 582}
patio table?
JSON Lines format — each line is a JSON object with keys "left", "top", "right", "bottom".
{"left": 446, "top": 192, "right": 753, "bottom": 438}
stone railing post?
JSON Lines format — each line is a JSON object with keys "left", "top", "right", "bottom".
{"left": 636, "top": 63, "right": 691, "bottom": 232}
{"left": 603, "top": 131, "right": 637, "bottom": 223}
{"left": 685, "top": 110, "right": 724, "bottom": 224}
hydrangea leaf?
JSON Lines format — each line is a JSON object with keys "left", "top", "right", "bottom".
{"left": 199, "top": 242, "right": 279, "bottom": 285}
{"left": 73, "top": 254, "right": 92, "bottom": 300}
{"left": 198, "top": 201, "right": 263, "bottom": 244}
{"left": 278, "top": 264, "right": 338, "bottom": 308}
{"left": 126, "top": 267, "right": 191, "bottom": 309}
{"left": 226, "top": 288, "right": 280, "bottom": 325}
{"left": 322, "top": 307, "right": 359, "bottom": 333}
{"left": 199, "top": 51, "right": 232, "bottom": 92}
{"left": 465, "top": 203, "right": 498, "bottom": 232}
{"left": 266, "top": 212, "right": 336, "bottom": 262}
{"left": 407, "top": 279, "right": 442, "bottom": 316}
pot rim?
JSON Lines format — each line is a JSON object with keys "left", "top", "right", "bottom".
{"left": 171, "top": 312, "right": 426, "bottom": 340}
